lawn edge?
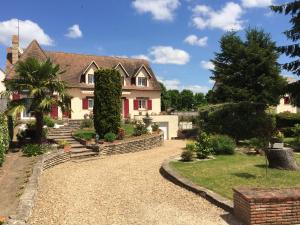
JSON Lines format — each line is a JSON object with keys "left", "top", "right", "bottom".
{"left": 160, "top": 155, "right": 234, "bottom": 213}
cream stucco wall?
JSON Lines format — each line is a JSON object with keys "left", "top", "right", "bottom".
{"left": 68, "top": 88, "right": 93, "bottom": 119}
{"left": 134, "top": 115, "right": 179, "bottom": 139}
{"left": 276, "top": 97, "right": 299, "bottom": 114}
{"left": 0, "top": 70, "right": 6, "bottom": 93}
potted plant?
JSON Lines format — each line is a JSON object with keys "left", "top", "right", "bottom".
{"left": 57, "top": 140, "right": 71, "bottom": 152}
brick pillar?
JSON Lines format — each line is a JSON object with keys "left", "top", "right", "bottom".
{"left": 12, "top": 35, "right": 19, "bottom": 65}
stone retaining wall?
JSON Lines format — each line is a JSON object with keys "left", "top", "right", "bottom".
{"left": 99, "top": 132, "right": 164, "bottom": 155}
{"left": 43, "top": 150, "right": 71, "bottom": 170}
{"left": 234, "top": 187, "right": 300, "bottom": 225}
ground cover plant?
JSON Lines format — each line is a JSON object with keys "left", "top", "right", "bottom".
{"left": 172, "top": 153, "right": 300, "bottom": 199}
{"left": 0, "top": 114, "right": 9, "bottom": 166}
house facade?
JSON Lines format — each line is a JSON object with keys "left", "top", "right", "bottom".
{"left": 276, "top": 77, "right": 300, "bottom": 114}
{"left": 6, "top": 36, "right": 161, "bottom": 120}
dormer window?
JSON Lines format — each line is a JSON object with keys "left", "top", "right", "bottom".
{"left": 87, "top": 74, "right": 94, "bottom": 84}
{"left": 137, "top": 77, "right": 147, "bottom": 87}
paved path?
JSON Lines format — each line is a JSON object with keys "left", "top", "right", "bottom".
{"left": 29, "top": 140, "right": 239, "bottom": 225}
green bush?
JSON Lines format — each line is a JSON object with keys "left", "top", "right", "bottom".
{"left": 195, "top": 132, "right": 213, "bottom": 159}
{"left": 199, "top": 102, "right": 276, "bottom": 141}
{"left": 74, "top": 129, "right": 95, "bottom": 141}
{"left": 22, "top": 144, "right": 46, "bottom": 157}
{"left": 248, "top": 138, "right": 269, "bottom": 150}
{"left": 181, "top": 150, "right": 194, "bottom": 162}
{"left": 133, "top": 121, "right": 148, "bottom": 136}
{"left": 210, "top": 135, "right": 236, "bottom": 155}
{"left": 276, "top": 112, "right": 300, "bottom": 128}
{"left": 43, "top": 115, "right": 55, "bottom": 127}
{"left": 104, "top": 132, "right": 117, "bottom": 142}
{"left": 0, "top": 114, "right": 9, "bottom": 166}
{"left": 292, "top": 124, "right": 300, "bottom": 143}
{"left": 186, "top": 141, "right": 196, "bottom": 151}
{"left": 94, "top": 69, "right": 122, "bottom": 138}
{"left": 80, "top": 119, "right": 93, "bottom": 129}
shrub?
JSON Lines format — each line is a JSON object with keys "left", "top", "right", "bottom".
{"left": 117, "top": 128, "right": 125, "bottom": 140}
{"left": 104, "top": 132, "right": 117, "bottom": 142}
{"left": 151, "top": 123, "right": 159, "bottom": 132}
{"left": 80, "top": 119, "right": 93, "bottom": 129}
{"left": 181, "top": 150, "right": 194, "bottom": 162}
{"left": 0, "top": 114, "right": 9, "bottom": 166}
{"left": 57, "top": 140, "right": 70, "bottom": 148}
{"left": 17, "top": 121, "right": 47, "bottom": 143}
{"left": 133, "top": 121, "right": 148, "bottom": 136}
{"left": 43, "top": 115, "right": 55, "bottom": 127}
{"left": 276, "top": 112, "right": 300, "bottom": 128}
{"left": 186, "top": 141, "right": 196, "bottom": 151}
{"left": 199, "top": 102, "right": 276, "bottom": 141}
{"left": 94, "top": 69, "right": 122, "bottom": 138}
{"left": 22, "top": 144, "right": 46, "bottom": 157}
{"left": 210, "top": 135, "right": 236, "bottom": 155}
{"left": 74, "top": 129, "right": 95, "bottom": 141}
{"left": 292, "top": 124, "right": 300, "bottom": 143}
{"left": 249, "top": 138, "right": 269, "bottom": 150}
{"left": 195, "top": 132, "right": 213, "bottom": 159}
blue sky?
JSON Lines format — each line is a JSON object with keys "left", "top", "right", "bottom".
{"left": 0, "top": 0, "right": 294, "bottom": 93}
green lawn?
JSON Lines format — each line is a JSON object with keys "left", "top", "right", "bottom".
{"left": 73, "top": 123, "right": 135, "bottom": 140}
{"left": 171, "top": 153, "right": 300, "bottom": 199}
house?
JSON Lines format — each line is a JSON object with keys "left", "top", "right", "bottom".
{"left": 276, "top": 77, "right": 299, "bottom": 114}
{"left": 6, "top": 35, "right": 161, "bottom": 120}
{"left": 0, "top": 68, "right": 7, "bottom": 112}
{"left": 5, "top": 36, "right": 179, "bottom": 139}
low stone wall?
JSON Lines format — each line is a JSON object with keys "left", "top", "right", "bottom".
{"left": 43, "top": 150, "right": 71, "bottom": 170}
{"left": 234, "top": 187, "right": 300, "bottom": 225}
{"left": 100, "top": 132, "right": 164, "bottom": 155}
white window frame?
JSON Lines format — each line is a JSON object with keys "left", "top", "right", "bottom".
{"left": 138, "top": 98, "right": 147, "bottom": 110}
{"left": 21, "top": 98, "right": 34, "bottom": 120}
{"left": 88, "top": 98, "right": 94, "bottom": 109}
{"left": 137, "top": 77, "right": 147, "bottom": 87}
{"left": 87, "top": 74, "right": 94, "bottom": 84}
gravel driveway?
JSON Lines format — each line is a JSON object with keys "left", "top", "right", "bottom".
{"left": 29, "top": 140, "right": 239, "bottom": 225}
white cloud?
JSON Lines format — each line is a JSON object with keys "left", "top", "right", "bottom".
{"left": 0, "top": 18, "right": 53, "bottom": 48}
{"left": 158, "top": 76, "right": 210, "bottom": 93}
{"left": 149, "top": 46, "right": 190, "bottom": 65}
{"left": 242, "top": 0, "right": 274, "bottom": 8}
{"left": 192, "top": 2, "right": 244, "bottom": 31}
{"left": 131, "top": 54, "right": 150, "bottom": 61}
{"left": 208, "top": 79, "right": 215, "bottom": 84}
{"left": 132, "top": 0, "right": 180, "bottom": 21}
{"left": 201, "top": 60, "right": 214, "bottom": 70}
{"left": 184, "top": 35, "right": 208, "bottom": 47}
{"left": 65, "top": 24, "right": 82, "bottom": 39}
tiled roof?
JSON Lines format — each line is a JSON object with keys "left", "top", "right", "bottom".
{"left": 7, "top": 40, "right": 161, "bottom": 91}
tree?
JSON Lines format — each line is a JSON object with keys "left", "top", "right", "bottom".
{"left": 168, "top": 89, "right": 180, "bottom": 110}
{"left": 210, "top": 29, "right": 286, "bottom": 107}
{"left": 272, "top": 1, "right": 300, "bottom": 106}
{"left": 194, "top": 93, "right": 206, "bottom": 107}
{"left": 159, "top": 82, "right": 170, "bottom": 111}
{"left": 93, "top": 69, "right": 122, "bottom": 138}
{"left": 3, "top": 58, "right": 70, "bottom": 144}
{"left": 180, "top": 89, "right": 194, "bottom": 110}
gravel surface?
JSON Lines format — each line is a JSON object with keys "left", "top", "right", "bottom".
{"left": 29, "top": 140, "right": 239, "bottom": 225}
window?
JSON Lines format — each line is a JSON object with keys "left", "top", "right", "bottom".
{"left": 88, "top": 98, "right": 94, "bottom": 109}
{"left": 22, "top": 98, "right": 33, "bottom": 118}
{"left": 87, "top": 74, "right": 94, "bottom": 84}
{"left": 138, "top": 98, "right": 147, "bottom": 109}
{"left": 137, "top": 77, "right": 147, "bottom": 86}
{"left": 284, "top": 97, "right": 290, "bottom": 105}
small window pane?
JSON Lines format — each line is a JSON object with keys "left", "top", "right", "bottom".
{"left": 88, "top": 98, "right": 94, "bottom": 108}
{"left": 138, "top": 77, "right": 147, "bottom": 86}
{"left": 88, "top": 74, "right": 94, "bottom": 84}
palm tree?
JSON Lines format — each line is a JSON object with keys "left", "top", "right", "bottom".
{"left": 3, "top": 57, "right": 71, "bottom": 144}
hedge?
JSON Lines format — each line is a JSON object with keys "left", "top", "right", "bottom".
{"left": 199, "top": 102, "right": 276, "bottom": 141}
{"left": 276, "top": 112, "right": 300, "bottom": 128}
{"left": 0, "top": 113, "right": 9, "bottom": 166}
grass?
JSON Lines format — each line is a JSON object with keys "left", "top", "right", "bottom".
{"left": 73, "top": 123, "right": 135, "bottom": 140}
{"left": 171, "top": 153, "right": 300, "bottom": 200}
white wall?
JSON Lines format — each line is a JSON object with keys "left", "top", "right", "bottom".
{"left": 276, "top": 96, "right": 299, "bottom": 114}
{"left": 0, "top": 69, "right": 6, "bottom": 93}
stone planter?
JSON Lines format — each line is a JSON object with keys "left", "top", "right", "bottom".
{"left": 143, "top": 117, "right": 153, "bottom": 133}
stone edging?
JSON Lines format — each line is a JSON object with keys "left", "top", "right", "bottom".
{"left": 160, "top": 156, "right": 233, "bottom": 213}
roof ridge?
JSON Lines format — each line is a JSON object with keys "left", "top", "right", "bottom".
{"left": 45, "top": 50, "right": 149, "bottom": 62}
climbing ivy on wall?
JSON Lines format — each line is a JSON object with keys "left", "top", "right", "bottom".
{"left": 0, "top": 113, "right": 9, "bottom": 166}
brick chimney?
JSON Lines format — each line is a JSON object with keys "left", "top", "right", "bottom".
{"left": 11, "top": 35, "right": 19, "bottom": 65}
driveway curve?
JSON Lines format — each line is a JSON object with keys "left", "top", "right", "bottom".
{"left": 29, "top": 140, "right": 238, "bottom": 225}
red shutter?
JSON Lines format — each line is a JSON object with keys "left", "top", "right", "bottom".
{"left": 12, "top": 92, "right": 20, "bottom": 100}
{"left": 50, "top": 105, "right": 58, "bottom": 119}
{"left": 124, "top": 99, "right": 129, "bottom": 118}
{"left": 147, "top": 99, "right": 152, "bottom": 110}
{"left": 82, "top": 98, "right": 88, "bottom": 109}
{"left": 134, "top": 99, "right": 139, "bottom": 110}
